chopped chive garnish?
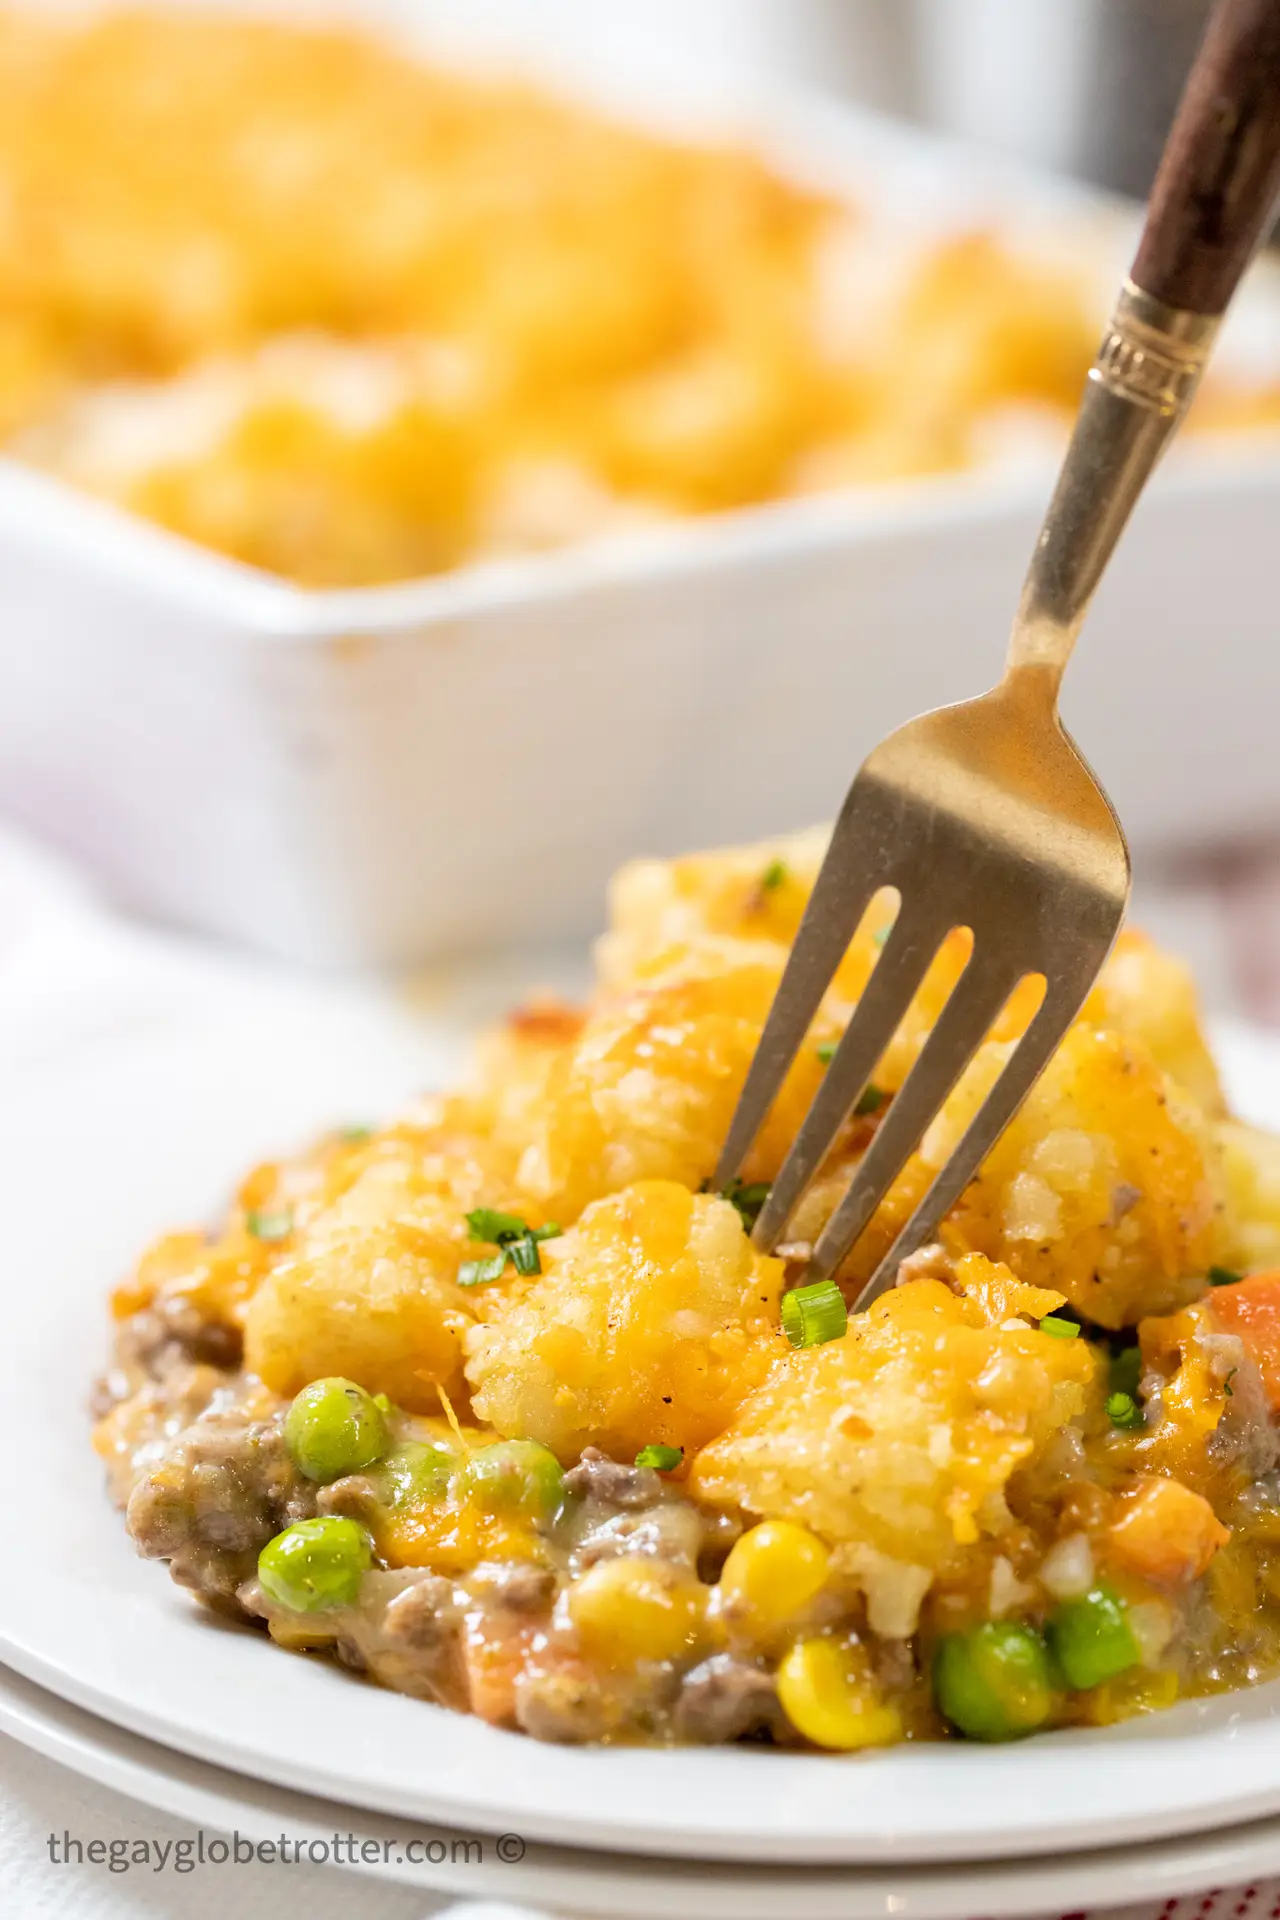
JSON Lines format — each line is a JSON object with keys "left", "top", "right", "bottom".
{"left": 509, "top": 1234, "right": 543, "bottom": 1277}
{"left": 873, "top": 926, "right": 891, "bottom": 948}
{"left": 781, "top": 1279, "right": 848, "bottom": 1350}
{"left": 1039, "top": 1315, "right": 1080, "bottom": 1339}
{"left": 466, "top": 1207, "right": 532, "bottom": 1245}
{"left": 1109, "top": 1347, "right": 1142, "bottom": 1398}
{"left": 460, "top": 1209, "right": 562, "bottom": 1284}
{"left": 457, "top": 1251, "right": 510, "bottom": 1288}
{"left": 816, "top": 1040, "right": 839, "bottom": 1065}
{"left": 1209, "top": 1265, "right": 1243, "bottom": 1288}
{"left": 246, "top": 1207, "right": 293, "bottom": 1242}
{"left": 635, "top": 1444, "right": 683, "bottom": 1472}
{"left": 759, "top": 859, "right": 788, "bottom": 892}
{"left": 1105, "top": 1390, "right": 1144, "bottom": 1431}
{"left": 723, "top": 1178, "right": 770, "bottom": 1230}
{"left": 337, "top": 1125, "right": 372, "bottom": 1144}
{"left": 1224, "top": 1367, "right": 1238, "bottom": 1400}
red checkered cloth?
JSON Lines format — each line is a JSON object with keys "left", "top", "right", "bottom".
{"left": 1083, "top": 1892, "right": 1280, "bottom": 1920}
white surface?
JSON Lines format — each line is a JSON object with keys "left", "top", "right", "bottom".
{"left": 5, "top": 832, "right": 1280, "bottom": 1870}
{"left": 916, "top": 0, "right": 1098, "bottom": 172}
{"left": 0, "top": 1706, "right": 441, "bottom": 1920}
{"left": 10, "top": 1659, "right": 1280, "bottom": 1920}
{"left": 2, "top": 37, "right": 1280, "bottom": 965}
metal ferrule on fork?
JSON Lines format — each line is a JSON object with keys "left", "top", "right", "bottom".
{"left": 1005, "top": 281, "right": 1220, "bottom": 699}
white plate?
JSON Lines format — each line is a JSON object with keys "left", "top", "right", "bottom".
{"left": 9, "top": 1657, "right": 1280, "bottom": 1920}
{"left": 5, "top": 977, "right": 1280, "bottom": 1868}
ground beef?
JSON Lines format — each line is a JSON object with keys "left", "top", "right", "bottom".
{"left": 1201, "top": 1334, "right": 1280, "bottom": 1478}
{"left": 563, "top": 1447, "right": 663, "bottom": 1510}
{"left": 695, "top": 1508, "right": 744, "bottom": 1582}
{"left": 345, "top": 1571, "right": 464, "bottom": 1703}
{"left": 126, "top": 1406, "right": 315, "bottom": 1611}
{"left": 315, "top": 1473, "right": 381, "bottom": 1523}
{"left": 94, "top": 1363, "right": 241, "bottom": 1505}
{"left": 377, "top": 1572, "right": 459, "bottom": 1650}
{"left": 100, "top": 1303, "right": 242, "bottom": 1406}
{"left": 673, "top": 1655, "right": 780, "bottom": 1744}
{"left": 871, "top": 1637, "right": 918, "bottom": 1695}
{"left": 572, "top": 1501, "right": 705, "bottom": 1574}
{"left": 239, "top": 1567, "right": 466, "bottom": 1705}
{"left": 467, "top": 1561, "right": 556, "bottom": 1614}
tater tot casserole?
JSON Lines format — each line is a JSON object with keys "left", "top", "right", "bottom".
{"left": 95, "top": 831, "right": 1280, "bottom": 1750}
{"left": 4, "top": 9, "right": 1279, "bottom": 589}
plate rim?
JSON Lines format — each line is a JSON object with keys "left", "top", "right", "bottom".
{"left": 6, "top": 1657, "right": 1280, "bottom": 1920}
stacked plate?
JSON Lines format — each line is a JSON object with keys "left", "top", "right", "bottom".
{"left": 6, "top": 862, "right": 1280, "bottom": 1919}
{"left": 10, "top": 1661, "right": 1280, "bottom": 1920}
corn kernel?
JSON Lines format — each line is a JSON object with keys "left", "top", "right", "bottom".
{"left": 1084, "top": 1666, "right": 1179, "bottom": 1725}
{"left": 719, "top": 1520, "right": 831, "bottom": 1635}
{"left": 568, "top": 1558, "right": 706, "bottom": 1667}
{"left": 265, "top": 1617, "right": 338, "bottom": 1652}
{"left": 776, "top": 1636, "right": 904, "bottom": 1751}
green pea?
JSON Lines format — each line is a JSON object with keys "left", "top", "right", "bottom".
{"left": 933, "top": 1622, "right": 1054, "bottom": 1742}
{"left": 376, "top": 1440, "right": 457, "bottom": 1512}
{"left": 284, "top": 1377, "right": 389, "bottom": 1484}
{"left": 257, "top": 1517, "right": 371, "bottom": 1612}
{"left": 459, "top": 1439, "right": 565, "bottom": 1523}
{"left": 1047, "top": 1585, "right": 1139, "bottom": 1691}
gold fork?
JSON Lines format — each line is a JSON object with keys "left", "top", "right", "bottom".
{"left": 716, "top": 0, "right": 1280, "bottom": 1312}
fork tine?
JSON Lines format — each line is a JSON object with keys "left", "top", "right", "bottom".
{"left": 713, "top": 802, "right": 888, "bottom": 1190}
{"left": 806, "top": 952, "right": 1016, "bottom": 1281}
{"left": 846, "top": 980, "right": 1094, "bottom": 1311}
{"left": 750, "top": 905, "right": 940, "bottom": 1252}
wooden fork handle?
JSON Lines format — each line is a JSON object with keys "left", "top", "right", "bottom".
{"left": 1008, "top": 0, "right": 1280, "bottom": 690}
{"left": 1131, "top": 0, "right": 1280, "bottom": 316}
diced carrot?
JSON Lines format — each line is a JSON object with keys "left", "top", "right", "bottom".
{"left": 1108, "top": 1475, "right": 1229, "bottom": 1589}
{"left": 461, "top": 1617, "right": 536, "bottom": 1727}
{"left": 1208, "top": 1270, "right": 1280, "bottom": 1412}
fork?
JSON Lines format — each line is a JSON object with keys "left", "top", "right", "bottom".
{"left": 716, "top": 0, "right": 1280, "bottom": 1312}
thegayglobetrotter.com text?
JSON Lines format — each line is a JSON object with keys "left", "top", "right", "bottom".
{"left": 46, "top": 1828, "right": 527, "bottom": 1874}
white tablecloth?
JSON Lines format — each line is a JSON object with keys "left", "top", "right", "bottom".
{"left": 0, "top": 1731, "right": 500, "bottom": 1920}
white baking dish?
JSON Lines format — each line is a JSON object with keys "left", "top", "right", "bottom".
{"left": 2, "top": 42, "right": 1279, "bottom": 966}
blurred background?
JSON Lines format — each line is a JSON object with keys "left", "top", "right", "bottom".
{"left": 282, "top": 0, "right": 1212, "bottom": 195}
{"left": 1, "top": 0, "right": 1278, "bottom": 1026}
